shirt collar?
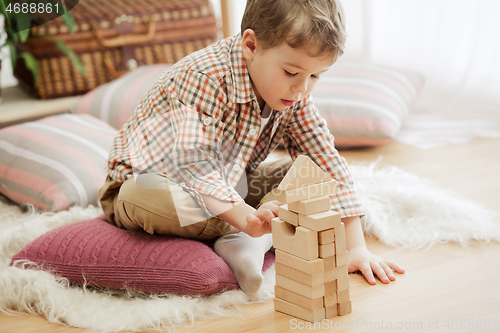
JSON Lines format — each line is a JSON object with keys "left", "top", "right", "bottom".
{"left": 229, "top": 33, "right": 258, "bottom": 104}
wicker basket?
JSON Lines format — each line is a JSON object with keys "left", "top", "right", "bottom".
{"left": 14, "top": 0, "right": 219, "bottom": 99}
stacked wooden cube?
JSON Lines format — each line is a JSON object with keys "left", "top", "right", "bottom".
{"left": 272, "top": 155, "right": 352, "bottom": 322}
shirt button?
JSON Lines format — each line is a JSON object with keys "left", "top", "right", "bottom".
{"left": 233, "top": 165, "right": 241, "bottom": 171}
{"left": 181, "top": 183, "right": 186, "bottom": 186}
{"left": 203, "top": 118, "right": 211, "bottom": 125}
{"left": 249, "top": 129, "right": 257, "bottom": 136}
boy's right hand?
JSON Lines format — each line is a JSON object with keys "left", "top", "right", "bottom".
{"left": 245, "top": 200, "right": 284, "bottom": 237}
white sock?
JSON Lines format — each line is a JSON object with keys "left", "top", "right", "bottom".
{"left": 214, "top": 232, "right": 273, "bottom": 295}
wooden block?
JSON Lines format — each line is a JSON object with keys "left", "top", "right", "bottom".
{"left": 323, "top": 255, "right": 336, "bottom": 271}
{"left": 275, "top": 250, "right": 324, "bottom": 275}
{"left": 299, "top": 210, "right": 341, "bottom": 231}
{"left": 274, "top": 286, "right": 324, "bottom": 310}
{"left": 336, "top": 251, "right": 348, "bottom": 267}
{"left": 323, "top": 280, "right": 338, "bottom": 306}
{"left": 288, "top": 196, "right": 331, "bottom": 215}
{"left": 334, "top": 223, "right": 347, "bottom": 253}
{"left": 276, "top": 155, "right": 332, "bottom": 192}
{"left": 272, "top": 218, "right": 318, "bottom": 260}
{"left": 275, "top": 263, "right": 324, "bottom": 286}
{"left": 275, "top": 298, "right": 326, "bottom": 322}
{"left": 277, "top": 180, "right": 337, "bottom": 204}
{"left": 318, "top": 229, "right": 334, "bottom": 244}
{"left": 324, "top": 280, "right": 337, "bottom": 295}
{"left": 275, "top": 274, "right": 325, "bottom": 299}
{"left": 325, "top": 304, "right": 338, "bottom": 318}
{"left": 325, "top": 264, "right": 348, "bottom": 283}
{"left": 337, "top": 300, "right": 352, "bottom": 316}
{"left": 337, "top": 289, "right": 350, "bottom": 303}
{"left": 319, "top": 242, "right": 335, "bottom": 258}
{"left": 337, "top": 276, "right": 350, "bottom": 292}
{"left": 278, "top": 205, "right": 298, "bottom": 226}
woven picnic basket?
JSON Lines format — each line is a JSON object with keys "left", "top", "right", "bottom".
{"left": 14, "top": 0, "right": 219, "bottom": 99}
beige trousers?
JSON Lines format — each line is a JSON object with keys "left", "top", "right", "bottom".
{"left": 99, "top": 155, "right": 293, "bottom": 241}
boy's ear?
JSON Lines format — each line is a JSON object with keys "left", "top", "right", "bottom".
{"left": 241, "top": 29, "right": 258, "bottom": 61}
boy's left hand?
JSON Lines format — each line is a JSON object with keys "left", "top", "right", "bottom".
{"left": 347, "top": 246, "right": 405, "bottom": 285}
{"left": 245, "top": 200, "right": 284, "bottom": 237}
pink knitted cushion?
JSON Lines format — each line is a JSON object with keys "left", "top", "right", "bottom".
{"left": 10, "top": 215, "right": 275, "bottom": 296}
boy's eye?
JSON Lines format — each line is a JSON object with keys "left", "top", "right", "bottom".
{"left": 285, "top": 70, "right": 297, "bottom": 77}
{"left": 311, "top": 74, "right": 320, "bottom": 80}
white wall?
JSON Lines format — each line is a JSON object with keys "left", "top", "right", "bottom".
{"left": 229, "top": 0, "right": 246, "bottom": 35}
{"left": 363, "top": 0, "right": 500, "bottom": 111}
{"left": 1, "top": 15, "right": 18, "bottom": 88}
{"left": 340, "top": 0, "right": 366, "bottom": 62}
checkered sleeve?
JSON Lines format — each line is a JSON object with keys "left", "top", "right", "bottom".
{"left": 166, "top": 69, "right": 245, "bottom": 207}
{"left": 283, "top": 95, "right": 365, "bottom": 218}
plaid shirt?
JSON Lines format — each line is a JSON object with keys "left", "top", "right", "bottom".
{"left": 106, "top": 34, "right": 365, "bottom": 218}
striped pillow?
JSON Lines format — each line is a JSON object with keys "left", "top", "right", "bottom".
{"left": 313, "top": 63, "right": 424, "bottom": 147}
{"left": 71, "top": 64, "right": 171, "bottom": 129}
{"left": 0, "top": 114, "right": 117, "bottom": 212}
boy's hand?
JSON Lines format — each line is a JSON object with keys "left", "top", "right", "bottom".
{"left": 245, "top": 200, "right": 284, "bottom": 237}
{"left": 347, "top": 245, "right": 405, "bottom": 285}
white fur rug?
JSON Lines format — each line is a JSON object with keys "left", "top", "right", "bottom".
{"left": 351, "top": 163, "right": 500, "bottom": 249}
{"left": 1, "top": 163, "right": 499, "bottom": 332}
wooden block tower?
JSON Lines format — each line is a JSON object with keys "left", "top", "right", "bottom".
{"left": 272, "top": 155, "right": 352, "bottom": 322}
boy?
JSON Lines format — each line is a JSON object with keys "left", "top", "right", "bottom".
{"left": 99, "top": 0, "right": 404, "bottom": 295}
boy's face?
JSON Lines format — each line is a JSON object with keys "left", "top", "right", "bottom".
{"left": 242, "top": 30, "right": 333, "bottom": 111}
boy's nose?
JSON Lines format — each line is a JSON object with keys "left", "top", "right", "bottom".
{"left": 292, "top": 80, "right": 308, "bottom": 94}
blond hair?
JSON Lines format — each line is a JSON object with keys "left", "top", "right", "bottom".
{"left": 241, "top": 0, "right": 347, "bottom": 59}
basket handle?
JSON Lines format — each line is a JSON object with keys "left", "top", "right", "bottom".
{"left": 92, "top": 18, "right": 156, "bottom": 48}
{"left": 103, "top": 53, "right": 130, "bottom": 79}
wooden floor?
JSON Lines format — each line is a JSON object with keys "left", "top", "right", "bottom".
{"left": 1, "top": 138, "right": 499, "bottom": 333}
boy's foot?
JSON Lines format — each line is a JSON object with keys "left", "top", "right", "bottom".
{"left": 214, "top": 232, "right": 272, "bottom": 295}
